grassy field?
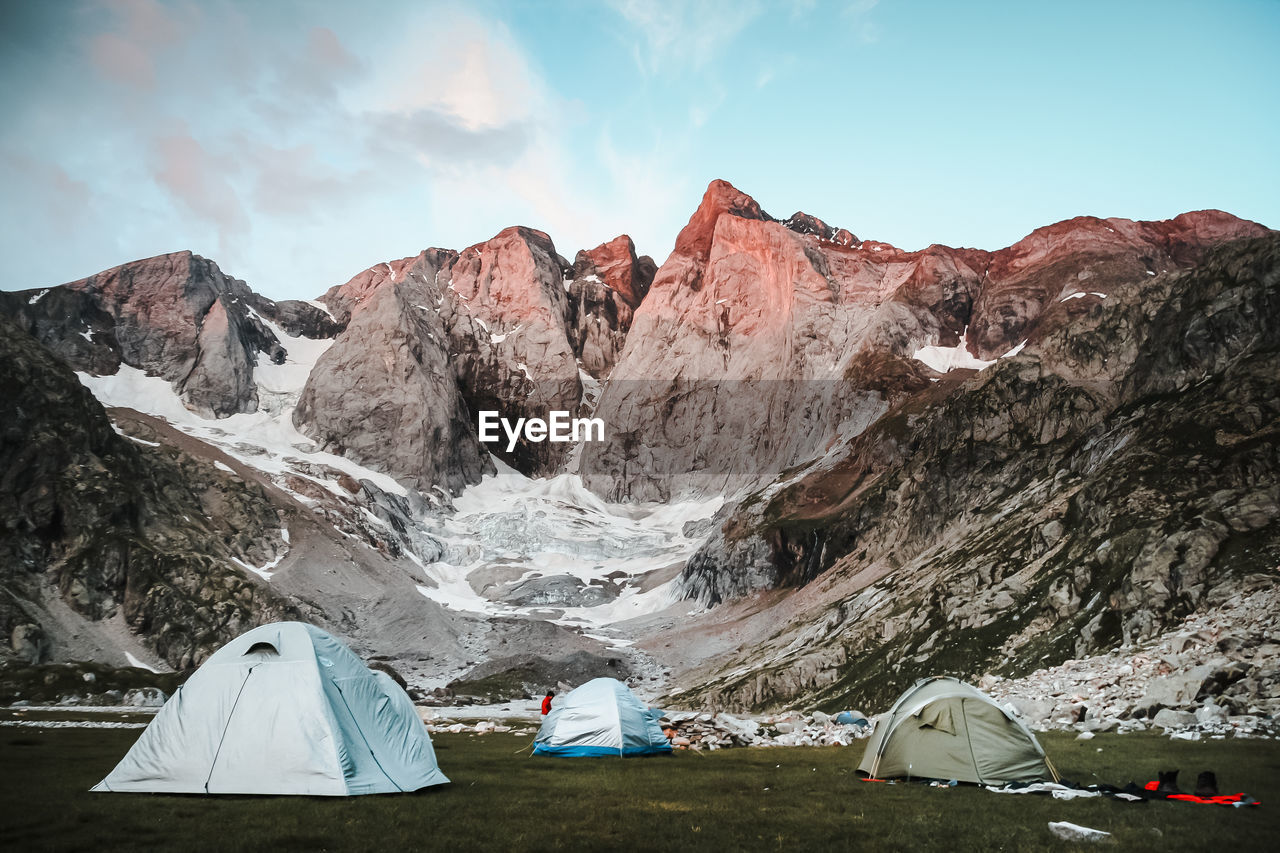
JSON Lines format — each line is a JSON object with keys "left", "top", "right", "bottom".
{"left": 1, "top": 724, "right": 1277, "bottom": 852}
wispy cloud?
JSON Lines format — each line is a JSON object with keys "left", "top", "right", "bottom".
{"left": 609, "top": 0, "right": 766, "bottom": 75}
{"left": 150, "top": 126, "right": 248, "bottom": 249}
{"left": 844, "top": 0, "right": 881, "bottom": 43}
{"left": 31, "top": 3, "right": 594, "bottom": 284}
{"left": 86, "top": 0, "right": 187, "bottom": 88}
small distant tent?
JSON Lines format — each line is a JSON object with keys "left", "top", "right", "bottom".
{"left": 857, "top": 676, "right": 1057, "bottom": 785}
{"left": 835, "top": 711, "right": 869, "bottom": 727}
{"left": 92, "top": 622, "right": 449, "bottom": 795}
{"left": 533, "top": 677, "right": 672, "bottom": 757}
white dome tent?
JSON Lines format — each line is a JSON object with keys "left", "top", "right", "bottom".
{"left": 534, "top": 678, "right": 671, "bottom": 757}
{"left": 92, "top": 622, "right": 449, "bottom": 795}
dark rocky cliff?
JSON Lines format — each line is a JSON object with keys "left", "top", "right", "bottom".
{"left": 0, "top": 314, "right": 297, "bottom": 669}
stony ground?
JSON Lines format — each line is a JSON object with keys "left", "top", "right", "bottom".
{"left": 986, "top": 582, "right": 1280, "bottom": 738}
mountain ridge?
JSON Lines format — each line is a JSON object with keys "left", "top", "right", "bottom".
{"left": 0, "top": 179, "right": 1274, "bottom": 720}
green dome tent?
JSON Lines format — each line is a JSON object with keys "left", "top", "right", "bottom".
{"left": 858, "top": 676, "right": 1058, "bottom": 785}
{"left": 92, "top": 622, "right": 449, "bottom": 795}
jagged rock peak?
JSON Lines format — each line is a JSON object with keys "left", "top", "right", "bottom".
{"left": 783, "top": 211, "right": 859, "bottom": 248}
{"left": 673, "top": 179, "right": 771, "bottom": 263}
{"left": 701, "top": 178, "right": 770, "bottom": 221}
{"left": 0, "top": 249, "right": 295, "bottom": 418}
{"left": 470, "top": 225, "right": 562, "bottom": 258}
{"left": 320, "top": 248, "right": 460, "bottom": 328}
{"left": 571, "top": 235, "right": 657, "bottom": 310}
{"left": 566, "top": 235, "right": 657, "bottom": 379}
{"left": 1003, "top": 210, "right": 1270, "bottom": 258}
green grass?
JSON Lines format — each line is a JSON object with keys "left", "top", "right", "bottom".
{"left": 1, "top": 727, "right": 1277, "bottom": 851}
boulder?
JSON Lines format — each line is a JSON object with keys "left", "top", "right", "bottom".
{"left": 1195, "top": 701, "right": 1229, "bottom": 725}
{"left": 1151, "top": 708, "right": 1196, "bottom": 730}
{"left": 120, "top": 687, "right": 167, "bottom": 708}
{"left": 10, "top": 623, "right": 46, "bottom": 664}
{"left": 1007, "top": 697, "right": 1055, "bottom": 725}
{"left": 1133, "top": 665, "right": 1215, "bottom": 715}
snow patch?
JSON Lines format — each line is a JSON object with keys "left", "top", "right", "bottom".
{"left": 490, "top": 324, "right": 521, "bottom": 344}
{"left": 1001, "top": 340, "right": 1028, "bottom": 358}
{"left": 213, "top": 461, "right": 235, "bottom": 474}
{"left": 306, "top": 299, "right": 335, "bottom": 319}
{"left": 29, "top": 289, "right": 51, "bottom": 304}
{"left": 252, "top": 316, "right": 334, "bottom": 412}
{"left": 110, "top": 424, "right": 159, "bottom": 447}
{"left": 124, "top": 653, "right": 159, "bottom": 673}
{"left": 231, "top": 551, "right": 286, "bottom": 582}
{"left": 912, "top": 328, "right": 995, "bottom": 373}
{"left": 76, "top": 365, "right": 409, "bottom": 498}
{"left": 415, "top": 459, "right": 722, "bottom": 630}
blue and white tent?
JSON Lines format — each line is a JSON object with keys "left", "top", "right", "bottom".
{"left": 92, "top": 622, "right": 449, "bottom": 795}
{"left": 533, "top": 677, "right": 672, "bottom": 757}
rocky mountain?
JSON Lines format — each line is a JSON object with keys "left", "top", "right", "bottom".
{"left": 0, "top": 225, "right": 660, "bottom": 688}
{"left": 294, "top": 247, "right": 491, "bottom": 496}
{"left": 667, "top": 234, "right": 1280, "bottom": 711}
{"left": 578, "top": 179, "right": 1271, "bottom": 502}
{"left": 0, "top": 178, "right": 1274, "bottom": 720}
{"left": 297, "top": 227, "right": 654, "bottom": 485}
{"left": 565, "top": 235, "right": 657, "bottom": 379}
{"left": 0, "top": 251, "right": 336, "bottom": 418}
{"left": 0, "top": 312, "right": 297, "bottom": 669}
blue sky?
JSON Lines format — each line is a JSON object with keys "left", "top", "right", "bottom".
{"left": 1, "top": 0, "right": 1277, "bottom": 300}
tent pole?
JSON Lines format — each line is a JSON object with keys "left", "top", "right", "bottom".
{"left": 204, "top": 665, "right": 256, "bottom": 794}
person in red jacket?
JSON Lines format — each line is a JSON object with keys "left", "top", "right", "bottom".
{"left": 541, "top": 691, "right": 555, "bottom": 715}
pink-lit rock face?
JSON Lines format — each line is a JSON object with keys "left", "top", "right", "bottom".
{"left": 969, "top": 211, "right": 1272, "bottom": 358}
{"left": 576, "top": 234, "right": 654, "bottom": 310}
{"left": 298, "top": 226, "right": 584, "bottom": 487}
{"left": 566, "top": 235, "right": 657, "bottom": 378}
{"left": 582, "top": 181, "right": 898, "bottom": 500}
{"left": 2, "top": 177, "right": 1267, "bottom": 504}
{"left": 444, "top": 226, "right": 582, "bottom": 474}
{"left": 321, "top": 248, "right": 458, "bottom": 327}
{"left": 580, "top": 179, "right": 1272, "bottom": 501}
{"left": 783, "top": 211, "right": 859, "bottom": 248}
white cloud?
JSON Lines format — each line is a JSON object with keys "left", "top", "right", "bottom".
{"left": 359, "top": 13, "right": 542, "bottom": 131}
{"left": 351, "top": 8, "right": 608, "bottom": 256}
{"left": 3, "top": 2, "right": 688, "bottom": 297}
